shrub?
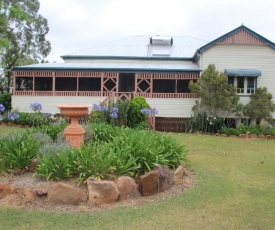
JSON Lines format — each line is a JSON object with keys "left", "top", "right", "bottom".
{"left": 127, "top": 96, "right": 150, "bottom": 128}
{"left": 14, "top": 112, "right": 30, "bottom": 125}
{"left": 36, "top": 144, "right": 78, "bottom": 180}
{"left": 185, "top": 112, "right": 208, "bottom": 133}
{"left": 89, "top": 122, "right": 120, "bottom": 143}
{"left": 27, "top": 120, "right": 68, "bottom": 140}
{"left": 0, "top": 133, "right": 40, "bottom": 172}
{"left": 0, "top": 93, "right": 12, "bottom": 111}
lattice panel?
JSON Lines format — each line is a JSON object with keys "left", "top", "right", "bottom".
{"left": 137, "top": 79, "right": 151, "bottom": 93}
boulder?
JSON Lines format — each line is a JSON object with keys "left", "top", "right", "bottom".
{"left": 114, "top": 176, "right": 140, "bottom": 200}
{"left": 0, "top": 183, "right": 17, "bottom": 199}
{"left": 154, "top": 165, "right": 173, "bottom": 192}
{"left": 87, "top": 178, "right": 119, "bottom": 205}
{"left": 238, "top": 134, "right": 246, "bottom": 139}
{"left": 48, "top": 182, "right": 87, "bottom": 205}
{"left": 173, "top": 165, "right": 188, "bottom": 185}
{"left": 21, "top": 186, "right": 36, "bottom": 201}
{"left": 139, "top": 170, "right": 159, "bottom": 196}
{"left": 35, "top": 183, "right": 49, "bottom": 196}
{"left": 251, "top": 134, "right": 258, "bottom": 138}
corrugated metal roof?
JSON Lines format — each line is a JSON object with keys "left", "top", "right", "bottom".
{"left": 61, "top": 36, "right": 208, "bottom": 59}
{"left": 14, "top": 61, "right": 200, "bottom": 72}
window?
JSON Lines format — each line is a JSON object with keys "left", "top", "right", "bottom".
{"left": 247, "top": 78, "right": 255, "bottom": 94}
{"left": 227, "top": 76, "right": 256, "bottom": 95}
{"left": 237, "top": 77, "right": 244, "bottom": 93}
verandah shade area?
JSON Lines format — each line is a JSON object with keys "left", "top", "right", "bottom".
{"left": 13, "top": 71, "right": 199, "bottom": 99}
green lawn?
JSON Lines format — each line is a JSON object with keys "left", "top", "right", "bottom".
{"left": 0, "top": 125, "right": 25, "bottom": 135}
{"left": 0, "top": 132, "right": 275, "bottom": 229}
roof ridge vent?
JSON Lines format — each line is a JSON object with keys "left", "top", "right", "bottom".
{"left": 150, "top": 36, "right": 173, "bottom": 46}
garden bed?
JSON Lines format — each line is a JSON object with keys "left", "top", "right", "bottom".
{"left": 0, "top": 166, "right": 195, "bottom": 213}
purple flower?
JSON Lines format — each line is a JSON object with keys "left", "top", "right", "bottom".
{"left": 99, "top": 105, "right": 108, "bottom": 112}
{"left": 43, "top": 112, "right": 51, "bottom": 117}
{"left": 93, "top": 104, "right": 100, "bottom": 111}
{"left": 110, "top": 112, "right": 118, "bottom": 118}
{"left": 151, "top": 108, "right": 158, "bottom": 114}
{"left": 0, "top": 104, "right": 5, "bottom": 113}
{"left": 30, "top": 102, "right": 42, "bottom": 112}
{"left": 7, "top": 112, "right": 20, "bottom": 121}
{"left": 110, "top": 106, "right": 119, "bottom": 113}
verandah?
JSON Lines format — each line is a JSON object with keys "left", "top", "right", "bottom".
{"left": 13, "top": 71, "right": 199, "bottom": 99}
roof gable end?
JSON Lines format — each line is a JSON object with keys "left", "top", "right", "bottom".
{"left": 197, "top": 25, "right": 275, "bottom": 55}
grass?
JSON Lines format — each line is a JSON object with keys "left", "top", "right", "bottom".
{"left": 0, "top": 125, "right": 25, "bottom": 135}
{"left": 0, "top": 132, "right": 275, "bottom": 229}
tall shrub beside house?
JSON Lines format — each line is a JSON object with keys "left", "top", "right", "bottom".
{"left": 127, "top": 96, "right": 150, "bottom": 128}
{"left": 189, "top": 64, "right": 241, "bottom": 117}
{"left": 243, "top": 87, "right": 275, "bottom": 124}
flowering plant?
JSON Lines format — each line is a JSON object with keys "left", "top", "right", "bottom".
{"left": 90, "top": 103, "right": 120, "bottom": 125}
{"left": 0, "top": 104, "right": 5, "bottom": 122}
{"left": 7, "top": 112, "right": 20, "bottom": 122}
{"left": 30, "top": 102, "right": 43, "bottom": 112}
{"left": 27, "top": 102, "right": 53, "bottom": 127}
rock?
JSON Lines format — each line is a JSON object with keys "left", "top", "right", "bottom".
{"left": 114, "top": 176, "right": 140, "bottom": 200}
{"left": 21, "top": 186, "right": 36, "bottom": 201}
{"left": 0, "top": 183, "right": 17, "bottom": 199}
{"left": 87, "top": 179, "right": 119, "bottom": 205}
{"left": 221, "top": 134, "right": 227, "bottom": 137}
{"left": 246, "top": 131, "right": 251, "bottom": 138}
{"left": 259, "top": 134, "right": 266, "bottom": 139}
{"left": 28, "top": 158, "right": 38, "bottom": 172}
{"left": 35, "top": 183, "right": 49, "bottom": 196}
{"left": 238, "top": 134, "right": 246, "bottom": 139}
{"left": 266, "top": 135, "right": 272, "bottom": 140}
{"left": 154, "top": 165, "right": 173, "bottom": 192}
{"left": 48, "top": 182, "right": 87, "bottom": 205}
{"left": 173, "top": 165, "right": 188, "bottom": 185}
{"left": 139, "top": 170, "right": 159, "bottom": 196}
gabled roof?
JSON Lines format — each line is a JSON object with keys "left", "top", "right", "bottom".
{"left": 61, "top": 36, "right": 208, "bottom": 60}
{"left": 195, "top": 25, "right": 275, "bottom": 58}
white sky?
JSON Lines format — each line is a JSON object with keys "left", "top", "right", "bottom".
{"left": 39, "top": 0, "right": 275, "bottom": 63}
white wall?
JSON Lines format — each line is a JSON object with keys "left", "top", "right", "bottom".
{"left": 202, "top": 45, "right": 275, "bottom": 117}
{"left": 146, "top": 98, "right": 196, "bottom": 118}
{"left": 12, "top": 96, "right": 106, "bottom": 114}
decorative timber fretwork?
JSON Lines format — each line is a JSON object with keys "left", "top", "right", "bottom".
{"left": 218, "top": 30, "right": 266, "bottom": 45}
{"left": 55, "top": 71, "right": 78, "bottom": 77}
{"left": 102, "top": 72, "right": 118, "bottom": 93}
{"left": 152, "top": 73, "right": 199, "bottom": 79}
{"left": 79, "top": 72, "right": 101, "bottom": 77}
{"left": 136, "top": 74, "right": 151, "bottom": 94}
{"left": 33, "top": 71, "right": 53, "bottom": 77}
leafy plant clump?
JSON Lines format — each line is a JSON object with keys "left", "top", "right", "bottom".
{"left": 34, "top": 123, "right": 188, "bottom": 184}
{"left": 0, "top": 133, "right": 41, "bottom": 172}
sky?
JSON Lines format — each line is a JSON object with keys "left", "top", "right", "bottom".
{"left": 38, "top": 0, "right": 275, "bottom": 63}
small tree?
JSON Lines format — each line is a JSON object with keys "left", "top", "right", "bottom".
{"left": 189, "top": 64, "right": 241, "bottom": 117}
{"left": 243, "top": 87, "right": 275, "bottom": 124}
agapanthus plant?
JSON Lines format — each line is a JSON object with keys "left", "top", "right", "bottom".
{"left": 7, "top": 112, "right": 20, "bottom": 122}
{"left": 140, "top": 108, "right": 158, "bottom": 116}
{"left": 30, "top": 102, "right": 43, "bottom": 112}
{"left": 0, "top": 104, "right": 5, "bottom": 113}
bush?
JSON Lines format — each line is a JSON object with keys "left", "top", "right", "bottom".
{"left": 0, "top": 133, "right": 40, "bottom": 172}
{"left": 127, "top": 96, "right": 150, "bottom": 128}
{"left": 14, "top": 112, "right": 30, "bottom": 125}
{"left": 27, "top": 120, "right": 68, "bottom": 140}
{"left": 0, "top": 93, "right": 12, "bottom": 111}
{"left": 36, "top": 144, "right": 77, "bottom": 180}
{"left": 185, "top": 112, "right": 208, "bottom": 133}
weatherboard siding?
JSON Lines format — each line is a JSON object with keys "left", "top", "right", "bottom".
{"left": 202, "top": 45, "right": 275, "bottom": 116}
{"left": 12, "top": 96, "right": 195, "bottom": 118}
{"left": 12, "top": 96, "right": 106, "bottom": 114}
{"left": 146, "top": 98, "right": 196, "bottom": 118}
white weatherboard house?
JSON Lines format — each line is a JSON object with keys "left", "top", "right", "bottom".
{"left": 12, "top": 25, "right": 275, "bottom": 131}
